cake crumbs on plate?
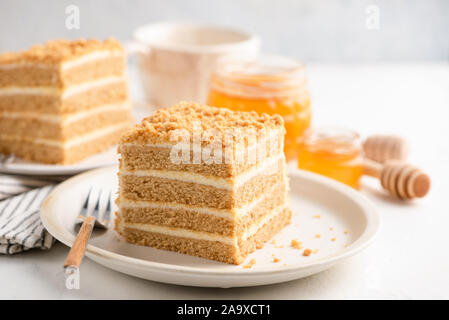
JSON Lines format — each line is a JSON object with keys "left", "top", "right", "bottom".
{"left": 290, "top": 239, "right": 303, "bottom": 249}
{"left": 344, "top": 230, "right": 349, "bottom": 234}
{"left": 329, "top": 227, "right": 334, "bottom": 231}
{"left": 315, "top": 234, "right": 321, "bottom": 238}
{"left": 313, "top": 249, "right": 319, "bottom": 254}
{"left": 303, "top": 249, "right": 312, "bottom": 256}
{"left": 243, "top": 259, "right": 256, "bottom": 269}
{"left": 331, "top": 237, "right": 337, "bottom": 242}
{"left": 275, "top": 245, "right": 284, "bottom": 248}
{"left": 272, "top": 257, "right": 281, "bottom": 263}
{"left": 271, "top": 239, "right": 276, "bottom": 245}
{"left": 312, "top": 214, "right": 321, "bottom": 219}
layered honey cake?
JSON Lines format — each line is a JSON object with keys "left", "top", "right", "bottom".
{"left": 0, "top": 38, "right": 133, "bottom": 164}
{"left": 115, "top": 102, "right": 291, "bottom": 264}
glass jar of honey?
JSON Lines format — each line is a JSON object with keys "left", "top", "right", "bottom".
{"left": 298, "top": 128, "right": 364, "bottom": 189}
{"left": 207, "top": 55, "right": 311, "bottom": 160}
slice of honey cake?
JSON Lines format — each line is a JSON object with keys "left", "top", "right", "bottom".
{"left": 0, "top": 38, "right": 132, "bottom": 164}
{"left": 115, "top": 101, "right": 291, "bottom": 264}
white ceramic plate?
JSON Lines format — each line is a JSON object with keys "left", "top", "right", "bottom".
{"left": 41, "top": 166, "right": 380, "bottom": 288}
{"left": 0, "top": 146, "right": 119, "bottom": 176}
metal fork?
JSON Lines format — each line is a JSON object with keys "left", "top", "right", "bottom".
{"left": 64, "top": 188, "right": 112, "bottom": 276}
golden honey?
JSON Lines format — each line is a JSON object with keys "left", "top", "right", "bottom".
{"left": 298, "top": 128, "right": 364, "bottom": 189}
{"left": 207, "top": 55, "right": 311, "bottom": 160}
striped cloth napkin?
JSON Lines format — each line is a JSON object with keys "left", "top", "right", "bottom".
{"left": 0, "top": 173, "right": 67, "bottom": 254}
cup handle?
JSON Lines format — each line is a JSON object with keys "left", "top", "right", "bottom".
{"left": 125, "top": 41, "right": 151, "bottom": 56}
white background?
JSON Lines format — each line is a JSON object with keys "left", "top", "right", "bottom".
{"left": 1, "top": 63, "right": 448, "bottom": 299}
{"left": 0, "top": 0, "right": 448, "bottom": 62}
{"left": 0, "top": 0, "right": 448, "bottom": 299}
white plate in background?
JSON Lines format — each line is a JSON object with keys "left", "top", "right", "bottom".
{"left": 0, "top": 146, "right": 119, "bottom": 176}
{"left": 41, "top": 166, "right": 380, "bottom": 288}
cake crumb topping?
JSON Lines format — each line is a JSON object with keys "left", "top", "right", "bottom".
{"left": 303, "top": 248, "right": 312, "bottom": 256}
{"left": 243, "top": 258, "right": 257, "bottom": 269}
{"left": 290, "top": 239, "right": 303, "bottom": 250}
{"left": 0, "top": 38, "right": 123, "bottom": 65}
{"left": 120, "top": 101, "right": 285, "bottom": 146}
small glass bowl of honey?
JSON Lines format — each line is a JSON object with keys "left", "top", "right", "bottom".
{"left": 298, "top": 127, "right": 364, "bottom": 189}
{"left": 207, "top": 55, "right": 311, "bottom": 161}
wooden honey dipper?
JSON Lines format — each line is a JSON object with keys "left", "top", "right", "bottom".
{"left": 363, "top": 134, "right": 409, "bottom": 163}
{"left": 363, "top": 159, "right": 430, "bottom": 199}
{"left": 361, "top": 134, "right": 430, "bottom": 199}
{"left": 299, "top": 128, "right": 429, "bottom": 199}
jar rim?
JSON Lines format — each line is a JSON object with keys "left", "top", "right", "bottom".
{"left": 211, "top": 54, "right": 307, "bottom": 98}
{"left": 301, "top": 127, "right": 361, "bottom": 155}
{"left": 215, "top": 54, "right": 304, "bottom": 78}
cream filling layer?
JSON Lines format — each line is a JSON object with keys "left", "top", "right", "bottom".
{"left": 61, "top": 50, "right": 123, "bottom": 70}
{"left": 119, "top": 181, "right": 287, "bottom": 220}
{"left": 0, "top": 102, "right": 131, "bottom": 124}
{"left": 0, "top": 122, "right": 129, "bottom": 149}
{"left": 0, "top": 76, "right": 127, "bottom": 98}
{"left": 0, "top": 50, "right": 123, "bottom": 70}
{"left": 120, "top": 154, "right": 284, "bottom": 190}
{"left": 118, "top": 203, "right": 288, "bottom": 246}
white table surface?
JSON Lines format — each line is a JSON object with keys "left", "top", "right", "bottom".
{"left": 1, "top": 63, "right": 448, "bottom": 299}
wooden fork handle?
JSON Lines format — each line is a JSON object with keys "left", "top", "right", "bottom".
{"left": 64, "top": 216, "right": 95, "bottom": 269}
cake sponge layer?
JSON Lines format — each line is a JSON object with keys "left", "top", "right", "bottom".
{"left": 119, "top": 129, "right": 283, "bottom": 178}
{"left": 119, "top": 158, "right": 285, "bottom": 209}
{"left": 0, "top": 55, "right": 125, "bottom": 88}
{"left": 117, "top": 206, "right": 291, "bottom": 264}
{"left": 118, "top": 180, "right": 287, "bottom": 236}
{"left": 0, "top": 105, "right": 132, "bottom": 140}
{"left": 0, "top": 122, "right": 130, "bottom": 164}
{"left": 0, "top": 81, "right": 128, "bottom": 113}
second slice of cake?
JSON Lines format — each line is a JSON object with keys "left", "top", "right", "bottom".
{"left": 0, "top": 38, "right": 132, "bottom": 164}
{"left": 115, "top": 102, "right": 291, "bottom": 264}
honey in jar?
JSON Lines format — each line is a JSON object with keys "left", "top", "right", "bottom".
{"left": 207, "top": 55, "right": 311, "bottom": 160}
{"left": 298, "top": 128, "right": 364, "bottom": 189}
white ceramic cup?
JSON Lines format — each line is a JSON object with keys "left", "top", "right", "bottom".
{"left": 130, "top": 22, "right": 260, "bottom": 107}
